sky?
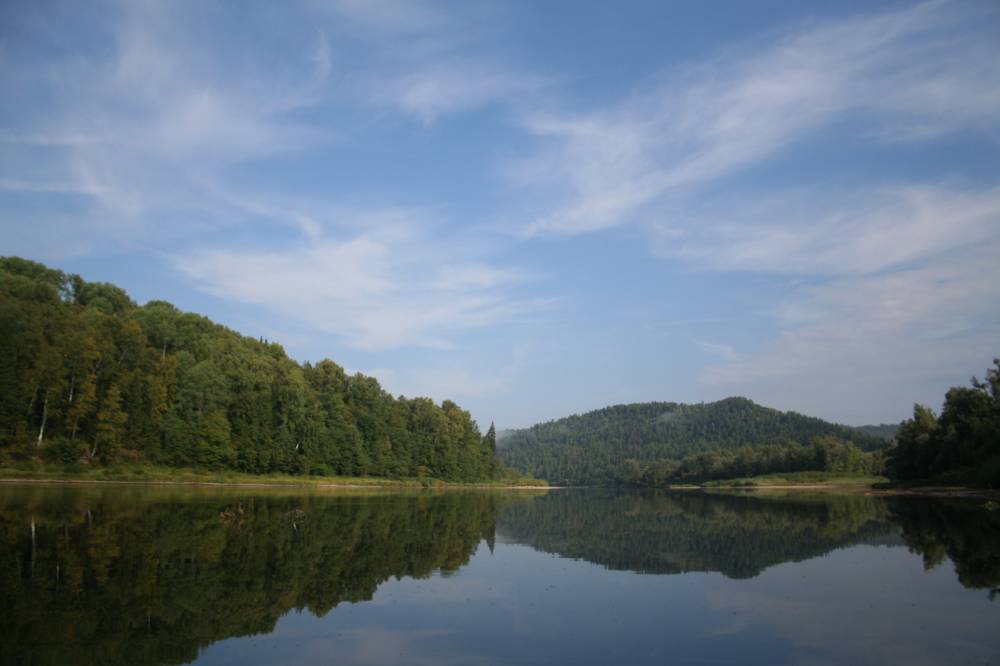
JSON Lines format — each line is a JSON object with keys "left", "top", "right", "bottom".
{"left": 1, "top": 0, "right": 999, "bottom": 430}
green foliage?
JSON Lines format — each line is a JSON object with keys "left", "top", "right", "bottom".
{"left": 854, "top": 423, "right": 900, "bottom": 440}
{"left": 0, "top": 257, "right": 511, "bottom": 482}
{"left": 500, "top": 397, "right": 887, "bottom": 485}
{"left": 887, "top": 358, "right": 1000, "bottom": 486}
{"left": 618, "top": 437, "right": 884, "bottom": 486}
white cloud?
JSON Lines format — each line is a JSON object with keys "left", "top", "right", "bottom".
{"left": 174, "top": 219, "right": 543, "bottom": 350}
{"left": 657, "top": 185, "right": 1000, "bottom": 276}
{"left": 515, "top": 1, "right": 1000, "bottom": 236}
{"left": 701, "top": 241, "right": 1000, "bottom": 423}
{"left": 695, "top": 340, "right": 738, "bottom": 361}
{"left": 0, "top": 1, "right": 333, "bottom": 252}
{"left": 317, "top": 0, "right": 543, "bottom": 122}
{"left": 673, "top": 183, "right": 1000, "bottom": 423}
{"left": 375, "top": 63, "right": 546, "bottom": 123}
{"left": 363, "top": 366, "right": 513, "bottom": 402}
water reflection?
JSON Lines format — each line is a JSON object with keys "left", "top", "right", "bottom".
{"left": 0, "top": 486, "right": 520, "bottom": 666}
{"left": 498, "top": 490, "right": 900, "bottom": 578}
{"left": 887, "top": 496, "right": 1000, "bottom": 593}
{"left": 0, "top": 485, "right": 997, "bottom": 666}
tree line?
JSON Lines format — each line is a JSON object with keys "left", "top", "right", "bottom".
{"left": 0, "top": 257, "right": 505, "bottom": 481}
{"left": 887, "top": 358, "right": 1000, "bottom": 487}
{"left": 499, "top": 397, "right": 886, "bottom": 485}
{"left": 617, "top": 437, "right": 884, "bottom": 486}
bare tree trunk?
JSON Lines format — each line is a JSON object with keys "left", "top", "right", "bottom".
{"left": 36, "top": 389, "right": 49, "bottom": 448}
{"left": 68, "top": 373, "right": 75, "bottom": 405}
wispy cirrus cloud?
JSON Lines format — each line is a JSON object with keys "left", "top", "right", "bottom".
{"left": 695, "top": 340, "right": 739, "bottom": 361}
{"left": 174, "top": 212, "right": 545, "bottom": 350}
{"left": 701, "top": 240, "right": 1000, "bottom": 423}
{"left": 496, "top": 0, "right": 1000, "bottom": 422}
{"left": 665, "top": 184, "right": 1000, "bottom": 422}
{"left": 373, "top": 63, "right": 547, "bottom": 123}
{"left": 317, "top": 0, "right": 545, "bottom": 122}
{"left": 1, "top": 0, "right": 544, "bottom": 353}
{"left": 514, "top": 1, "right": 1000, "bottom": 236}
{"left": 655, "top": 185, "right": 1000, "bottom": 277}
{"left": 0, "top": 0, "right": 335, "bottom": 250}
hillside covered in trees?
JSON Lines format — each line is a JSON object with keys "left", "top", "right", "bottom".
{"left": 0, "top": 257, "right": 507, "bottom": 482}
{"left": 888, "top": 358, "right": 1000, "bottom": 487}
{"left": 498, "top": 398, "right": 887, "bottom": 485}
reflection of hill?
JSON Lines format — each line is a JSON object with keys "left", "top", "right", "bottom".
{"left": 0, "top": 487, "right": 521, "bottom": 666}
{"left": 498, "top": 490, "right": 900, "bottom": 579}
{"left": 889, "top": 497, "right": 1000, "bottom": 592}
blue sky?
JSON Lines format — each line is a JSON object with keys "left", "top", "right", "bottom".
{"left": 2, "top": 0, "right": 999, "bottom": 429}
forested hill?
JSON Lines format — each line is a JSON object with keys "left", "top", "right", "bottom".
{"left": 498, "top": 398, "right": 887, "bottom": 485}
{"left": 0, "top": 257, "right": 503, "bottom": 481}
{"left": 855, "top": 423, "right": 899, "bottom": 440}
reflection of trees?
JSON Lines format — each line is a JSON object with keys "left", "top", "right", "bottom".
{"left": 889, "top": 497, "right": 1000, "bottom": 593}
{"left": 0, "top": 487, "right": 523, "bottom": 666}
{"left": 498, "top": 490, "right": 898, "bottom": 578}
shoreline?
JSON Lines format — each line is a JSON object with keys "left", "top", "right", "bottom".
{"left": 0, "top": 475, "right": 550, "bottom": 492}
{"left": 693, "top": 483, "right": 998, "bottom": 499}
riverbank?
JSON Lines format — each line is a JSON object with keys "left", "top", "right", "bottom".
{"left": 690, "top": 472, "right": 998, "bottom": 499}
{"left": 700, "top": 471, "right": 887, "bottom": 489}
{"left": 0, "top": 463, "right": 549, "bottom": 490}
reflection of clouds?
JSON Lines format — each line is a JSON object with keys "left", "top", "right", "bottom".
{"left": 228, "top": 624, "right": 502, "bottom": 666}
{"left": 369, "top": 575, "right": 508, "bottom": 606}
{"left": 330, "top": 627, "right": 497, "bottom": 666}
{"left": 704, "top": 546, "right": 1000, "bottom": 666}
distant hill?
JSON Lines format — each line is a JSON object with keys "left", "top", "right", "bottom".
{"left": 853, "top": 423, "right": 899, "bottom": 440}
{"left": 498, "top": 397, "right": 888, "bottom": 485}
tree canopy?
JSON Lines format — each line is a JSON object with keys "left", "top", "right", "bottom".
{"left": 499, "top": 397, "right": 886, "bottom": 485}
{"left": 887, "top": 358, "right": 1000, "bottom": 486}
{"left": 0, "top": 257, "right": 505, "bottom": 482}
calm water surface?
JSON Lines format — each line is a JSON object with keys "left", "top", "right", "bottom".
{"left": 1, "top": 485, "right": 997, "bottom": 665}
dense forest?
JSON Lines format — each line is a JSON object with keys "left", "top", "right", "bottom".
{"left": 0, "top": 488, "right": 523, "bottom": 665}
{"left": 855, "top": 423, "right": 900, "bottom": 440}
{"left": 617, "top": 437, "right": 884, "bottom": 486}
{"left": 499, "top": 398, "right": 886, "bottom": 485}
{"left": 0, "top": 257, "right": 507, "bottom": 482}
{"left": 887, "top": 358, "right": 1000, "bottom": 486}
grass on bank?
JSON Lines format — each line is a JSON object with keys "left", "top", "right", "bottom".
{"left": 701, "top": 471, "right": 889, "bottom": 488}
{"left": 0, "top": 460, "right": 549, "bottom": 488}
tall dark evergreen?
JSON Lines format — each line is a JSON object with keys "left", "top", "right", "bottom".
{"left": 0, "top": 257, "right": 508, "bottom": 482}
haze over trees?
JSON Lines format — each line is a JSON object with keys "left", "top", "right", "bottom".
{"left": 0, "top": 257, "right": 505, "bottom": 482}
{"left": 499, "top": 397, "right": 886, "bottom": 485}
